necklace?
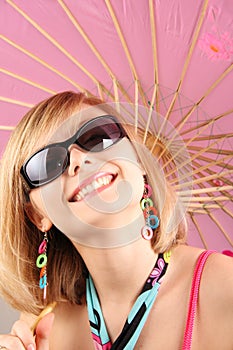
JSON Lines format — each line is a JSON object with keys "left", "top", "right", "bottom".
{"left": 86, "top": 251, "right": 171, "bottom": 350}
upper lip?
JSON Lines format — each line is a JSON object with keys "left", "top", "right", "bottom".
{"left": 69, "top": 171, "right": 117, "bottom": 202}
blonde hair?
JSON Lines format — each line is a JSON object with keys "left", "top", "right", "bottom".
{"left": 0, "top": 91, "right": 187, "bottom": 314}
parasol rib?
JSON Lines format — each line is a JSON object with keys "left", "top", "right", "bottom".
{"left": 190, "top": 213, "right": 209, "bottom": 249}
{"left": 188, "top": 163, "right": 233, "bottom": 208}
{"left": 191, "top": 159, "right": 233, "bottom": 188}
{"left": 104, "top": 0, "right": 148, "bottom": 108}
{"left": 144, "top": 87, "right": 158, "bottom": 143}
{"left": 0, "top": 125, "right": 15, "bottom": 131}
{"left": 188, "top": 145, "right": 231, "bottom": 156}
{"left": 189, "top": 153, "right": 233, "bottom": 171}
{"left": 180, "top": 109, "right": 233, "bottom": 136}
{"left": 174, "top": 169, "right": 233, "bottom": 189}
{"left": 58, "top": 0, "right": 116, "bottom": 81}
{"left": 173, "top": 63, "right": 233, "bottom": 133}
{"left": 188, "top": 203, "right": 221, "bottom": 209}
{"left": 135, "top": 80, "right": 139, "bottom": 133}
{"left": 170, "top": 153, "right": 233, "bottom": 184}
{"left": 164, "top": 0, "right": 209, "bottom": 121}
{"left": 149, "top": 0, "right": 160, "bottom": 113}
{"left": 221, "top": 205, "right": 233, "bottom": 220}
{"left": 207, "top": 211, "right": 233, "bottom": 247}
{"left": 57, "top": 0, "right": 133, "bottom": 104}
{"left": 182, "top": 196, "right": 231, "bottom": 202}
{"left": 157, "top": 62, "right": 233, "bottom": 163}
{"left": 0, "top": 35, "right": 90, "bottom": 94}
{"left": 0, "top": 68, "right": 56, "bottom": 95}
{"left": 0, "top": 97, "right": 33, "bottom": 108}
{"left": 177, "top": 185, "right": 233, "bottom": 196}
{"left": 192, "top": 178, "right": 233, "bottom": 222}
{"left": 151, "top": 0, "right": 209, "bottom": 152}
{"left": 183, "top": 132, "right": 233, "bottom": 143}
{"left": 167, "top": 134, "right": 232, "bottom": 179}
{"left": 159, "top": 108, "right": 233, "bottom": 172}
{"left": 7, "top": 0, "right": 105, "bottom": 98}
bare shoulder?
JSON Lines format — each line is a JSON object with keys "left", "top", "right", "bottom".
{"left": 171, "top": 245, "right": 233, "bottom": 347}
{"left": 201, "top": 251, "right": 233, "bottom": 305}
{"left": 171, "top": 244, "right": 233, "bottom": 304}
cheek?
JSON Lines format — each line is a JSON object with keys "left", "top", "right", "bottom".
{"left": 118, "top": 160, "right": 145, "bottom": 205}
{"left": 29, "top": 189, "right": 51, "bottom": 220}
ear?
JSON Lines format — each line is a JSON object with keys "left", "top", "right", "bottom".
{"left": 24, "top": 202, "right": 53, "bottom": 232}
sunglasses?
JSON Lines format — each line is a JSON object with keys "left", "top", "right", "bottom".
{"left": 20, "top": 115, "right": 127, "bottom": 190}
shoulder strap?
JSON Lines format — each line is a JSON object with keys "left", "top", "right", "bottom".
{"left": 182, "top": 250, "right": 216, "bottom": 350}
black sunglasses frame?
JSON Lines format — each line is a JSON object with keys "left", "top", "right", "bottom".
{"left": 20, "top": 115, "right": 127, "bottom": 190}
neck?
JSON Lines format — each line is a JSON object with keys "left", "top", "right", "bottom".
{"left": 75, "top": 238, "right": 157, "bottom": 305}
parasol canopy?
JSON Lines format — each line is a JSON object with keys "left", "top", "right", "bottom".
{"left": 0, "top": 0, "right": 232, "bottom": 252}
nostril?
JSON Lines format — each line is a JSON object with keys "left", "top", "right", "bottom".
{"left": 84, "top": 159, "right": 91, "bottom": 164}
{"left": 74, "top": 165, "right": 79, "bottom": 173}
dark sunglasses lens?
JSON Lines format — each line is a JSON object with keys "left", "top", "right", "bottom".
{"left": 78, "top": 117, "right": 124, "bottom": 152}
{"left": 25, "top": 147, "right": 68, "bottom": 185}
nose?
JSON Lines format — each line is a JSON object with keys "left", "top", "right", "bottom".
{"left": 68, "top": 144, "right": 91, "bottom": 176}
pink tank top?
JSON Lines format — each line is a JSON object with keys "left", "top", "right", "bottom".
{"left": 182, "top": 250, "right": 216, "bottom": 350}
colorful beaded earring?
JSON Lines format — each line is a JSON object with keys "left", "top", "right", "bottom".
{"left": 140, "top": 178, "right": 160, "bottom": 240}
{"left": 36, "top": 230, "right": 48, "bottom": 300}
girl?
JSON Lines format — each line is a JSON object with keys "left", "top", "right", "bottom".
{"left": 0, "top": 91, "right": 232, "bottom": 350}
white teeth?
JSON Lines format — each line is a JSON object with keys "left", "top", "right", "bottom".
{"left": 97, "top": 177, "right": 104, "bottom": 185}
{"left": 93, "top": 180, "right": 100, "bottom": 189}
{"left": 82, "top": 187, "right": 88, "bottom": 195}
{"left": 86, "top": 184, "right": 93, "bottom": 193}
{"left": 73, "top": 175, "right": 113, "bottom": 202}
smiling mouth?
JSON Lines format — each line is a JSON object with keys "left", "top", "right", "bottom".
{"left": 69, "top": 173, "right": 117, "bottom": 202}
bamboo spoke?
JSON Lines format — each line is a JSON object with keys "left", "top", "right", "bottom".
{"left": 189, "top": 152, "right": 233, "bottom": 170}
{"left": 164, "top": 0, "right": 209, "bottom": 121}
{"left": 167, "top": 135, "right": 232, "bottom": 179}
{"left": 182, "top": 196, "right": 231, "bottom": 202}
{"left": 188, "top": 208, "right": 212, "bottom": 214}
{"left": 0, "top": 96, "right": 33, "bottom": 108}
{"left": 143, "top": 87, "right": 158, "bottom": 144}
{"left": 0, "top": 125, "right": 15, "bottom": 131}
{"left": 189, "top": 213, "right": 208, "bottom": 249}
{"left": 105, "top": 0, "right": 147, "bottom": 108}
{"left": 173, "top": 63, "right": 233, "bottom": 133}
{"left": 207, "top": 211, "right": 233, "bottom": 247}
{"left": 170, "top": 153, "right": 233, "bottom": 184}
{"left": 188, "top": 145, "right": 232, "bottom": 156}
{"left": 7, "top": 1, "right": 102, "bottom": 91}
{"left": 183, "top": 132, "right": 233, "bottom": 143}
{"left": 0, "top": 68, "right": 56, "bottom": 94}
{"left": 184, "top": 174, "right": 226, "bottom": 211}
{"left": 180, "top": 109, "right": 233, "bottom": 136}
{"left": 161, "top": 108, "right": 233, "bottom": 172}
{"left": 191, "top": 159, "right": 233, "bottom": 188}
{"left": 135, "top": 80, "right": 139, "bottom": 133}
{"left": 221, "top": 205, "right": 233, "bottom": 220}
{"left": 174, "top": 169, "right": 233, "bottom": 189}
{"left": 189, "top": 162, "right": 233, "bottom": 206}
{"left": 58, "top": 0, "right": 115, "bottom": 80}
{"left": 178, "top": 185, "right": 233, "bottom": 196}
{"left": 149, "top": 0, "right": 159, "bottom": 113}
{"left": 58, "top": 0, "right": 134, "bottom": 105}
{"left": 188, "top": 203, "right": 221, "bottom": 209}
{"left": 0, "top": 35, "right": 90, "bottom": 95}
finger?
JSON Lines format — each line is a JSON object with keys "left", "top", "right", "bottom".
{"left": 11, "top": 320, "right": 35, "bottom": 349}
{"left": 0, "top": 333, "right": 26, "bottom": 350}
{"left": 35, "top": 313, "right": 54, "bottom": 350}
